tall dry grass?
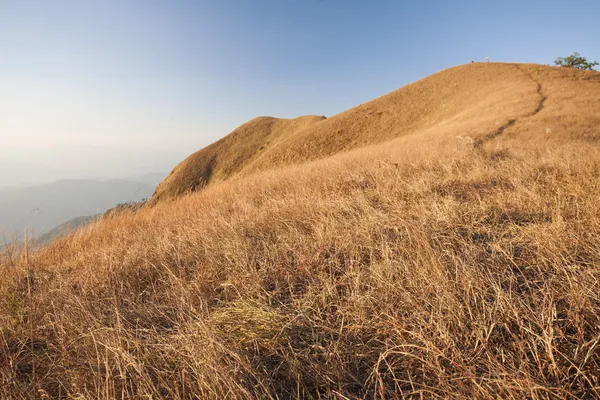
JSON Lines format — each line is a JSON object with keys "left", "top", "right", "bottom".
{"left": 1, "top": 132, "right": 600, "bottom": 399}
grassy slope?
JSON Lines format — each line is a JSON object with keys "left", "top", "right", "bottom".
{"left": 152, "top": 115, "right": 326, "bottom": 202}
{"left": 153, "top": 62, "right": 548, "bottom": 202}
{"left": 1, "top": 63, "right": 600, "bottom": 399}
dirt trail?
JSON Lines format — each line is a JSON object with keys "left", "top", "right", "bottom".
{"left": 515, "top": 64, "right": 548, "bottom": 114}
{"left": 474, "top": 64, "right": 547, "bottom": 149}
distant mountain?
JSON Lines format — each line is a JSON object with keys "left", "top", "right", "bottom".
{"left": 0, "top": 179, "right": 155, "bottom": 241}
{"left": 34, "top": 215, "right": 98, "bottom": 246}
{"left": 0, "top": 146, "right": 184, "bottom": 188}
{"left": 0, "top": 161, "right": 96, "bottom": 188}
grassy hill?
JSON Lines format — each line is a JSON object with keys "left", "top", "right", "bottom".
{"left": 1, "top": 63, "right": 600, "bottom": 399}
{"left": 152, "top": 62, "right": 600, "bottom": 202}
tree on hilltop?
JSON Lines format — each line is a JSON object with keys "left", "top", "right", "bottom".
{"left": 554, "top": 52, "right": 598, "bottom": 70}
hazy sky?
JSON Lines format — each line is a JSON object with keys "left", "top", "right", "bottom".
{"left": 1, "top": 0, "right": 599, "bottom": 181}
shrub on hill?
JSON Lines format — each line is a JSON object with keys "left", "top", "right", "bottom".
{"left": 554, "top": 52, "right": 598, "bottom": 70}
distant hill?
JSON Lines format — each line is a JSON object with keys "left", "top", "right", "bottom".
{"left": 34, "top": 215, "right": 98, "bottom": 246}
{"left": 0, "top": 145, "right": 182, "bottom": 188}
{"left": 0, "top": 179, "right": 156, "bottom": 240}
{"left": 0, "top": 161, "right": 91, "bottom": 188}
{"left": 152, "top": 63, "right": 600, "bottom": 202}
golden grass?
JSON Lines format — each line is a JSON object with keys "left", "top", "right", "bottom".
{"left": 152, "top": 115, "right": 326, "bottom": 202}
{"left": 152, "top": 63, "right": 600, "bottom": 204}
{"left": 1, "top": 63, "right": 600, "bottom": 399}
{"left": 2, "top": 132, "right": 600, "bottom": 398}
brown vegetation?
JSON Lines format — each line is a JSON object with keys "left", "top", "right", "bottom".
{"left": 152, "top": 62, "right": 600, "bottom": 203}
{"left": 1, "top": 63, "right": 600, "bottom": 399}
{"left": 152, "top": 115, "right": 326, "bottom": 202}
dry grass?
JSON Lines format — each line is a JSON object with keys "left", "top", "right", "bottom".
{"left": 152, "top": 63, "right": 600, "bottom": 203}
{"left": 2, "top": 134, "right": 600, "bottom": 399}
{"left": 1, "top": 63, "right": 600, "bottom": 399}
{"left": 152, "top": 115, "right": 326, "bottom": 202}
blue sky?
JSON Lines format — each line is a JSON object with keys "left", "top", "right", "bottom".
{"left": 1, "top": 0, "right": 598, "bottom": 153}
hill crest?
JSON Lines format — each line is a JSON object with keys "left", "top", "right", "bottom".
{"left": 152, "top": 62, "right": 600, "bottom": 202}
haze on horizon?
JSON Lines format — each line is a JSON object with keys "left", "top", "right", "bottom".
{"left": 1, "top": 0, "right": 599, "bottom": 187}
{"left": 0, "top": 145, "right": 186, "bottom": 187}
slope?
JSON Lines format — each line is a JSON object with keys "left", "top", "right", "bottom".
{"left": 152, "top": 115, "right": 325, "bottom": 201}
{"left": 1, "top": 63, "right": 600, "bottom": 399}
{"left": 151, "top": 62, "right": 600, "bottom": 203}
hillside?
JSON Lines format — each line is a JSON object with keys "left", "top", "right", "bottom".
{"left": 1, "top": 63, "right": 600, "bottom": 399}
{"left": 152, "top": 115, "right": 326, "bottom": 201}
{"left": 152, "top": 62, "right": 600, "bottom": 202}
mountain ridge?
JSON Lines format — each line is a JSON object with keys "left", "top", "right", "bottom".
{"left": 152, "top": 62, "right": 600, "bottom": 203}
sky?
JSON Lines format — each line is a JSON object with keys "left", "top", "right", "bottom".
{"left": 0, "top": 0, "right": 599, "bottom": 184}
